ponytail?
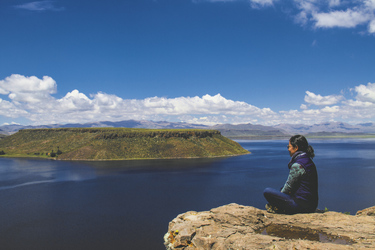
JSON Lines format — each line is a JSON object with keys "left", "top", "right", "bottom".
{"left": 306, "top": 145, "right": 315, "bottom": 159}
{"left": 289, "top": 135, "right": 315, "bottom": 159}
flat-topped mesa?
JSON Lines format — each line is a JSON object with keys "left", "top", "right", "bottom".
{"left": 0, "top": 128, "right": 249, "bottom": 160}
{"left": 164, "top": 203, "right": 375, "bottom": 250}
{"left": 18, "top": 128, "right": 221, "bottom": 138}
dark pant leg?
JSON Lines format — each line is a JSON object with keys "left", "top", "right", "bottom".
{"left": 263, "top": 187, "right": 300, "bottom": 214}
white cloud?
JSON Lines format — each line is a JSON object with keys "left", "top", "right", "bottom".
{"left": 14, "top": 1, "right": 65, "bottom": 11}
{"left": 321, "top": 105, "right": 340, "bottom": 113}
{"left": 369, "top": 19, "right": 375, "bottom": 32}
{"left": 302, "top": 109, "right": 320, "bottom": 115}
{"left": 364, "top": 0, "right": 375, "bottom": 9}
{"left": 192, "top": 0, "right": 276, "bottom": 7}
{"left": 0, "top": 74, "right": 57, "bottom": 103}
{"left": 328, "top": 0, "right": 341, "bottom": 8}
{"left": 1, "top": 74, "right": 375, "bottom": 126}
{"left": 277, "top": 83, "right": 375, "bottom": 125}
{"left": 0, "top": 98, "right": 29, "bottom": 118}
{"left": 293, "top": 0, "right": 319, "bottom": 25}
{"left": 196, "top": 0, "right": 375, "bottom": 34}
{"left": 313, "top": 9, "right": 371, "bottom": 28}
{"left": 345, "top": 99, "right": 373, "bottom": 107}
{"left": 58, "top": 90, "right": 93, "bottom": 111}
{"left": 249, "top": 0, "right": 276, "bottom": 8}
{"left": 298, "top": 0, "right": 375, "bottom": 33}
{"left": 0, "top": 75, "right": 278, "bottom": 125}
{"left": 1, "top": 122, "right": 21, "bottom": 126}
{"left": 300, "top": 104, "right": 308, "bottom": 109}
{"left": 354, "top": 82, "right": 375, "bottom": 103}
{"left": 304, "top": 91, "right": 343, "bottom": 106}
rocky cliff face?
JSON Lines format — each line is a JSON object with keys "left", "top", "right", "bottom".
{"left": 164, "top": 203, "right": 375, "bottom": 249}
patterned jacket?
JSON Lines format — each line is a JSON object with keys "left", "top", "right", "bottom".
{"left": 281, "top": 151, "right": 318, "bottom": 211}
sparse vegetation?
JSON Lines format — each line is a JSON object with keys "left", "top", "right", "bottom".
{"left": 0, "top": 128, "right": 249, "bottom": 160}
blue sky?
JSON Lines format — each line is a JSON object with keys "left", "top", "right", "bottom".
{"left": 0, "top": 0, "right": 375, "bottom": 126}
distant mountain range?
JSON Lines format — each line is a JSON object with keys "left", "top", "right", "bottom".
{"left": 0, "top": 120, "right": 208, "bottom": 135}
{"left": 1, "top": 120, "right": 375, "bottom": 138}
{"left": 274, "top": 122, "right": 375, "bottom": 134}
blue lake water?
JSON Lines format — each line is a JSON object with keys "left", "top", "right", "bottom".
{"left": 0, "top": 139, "right": 374, "bottom": 249}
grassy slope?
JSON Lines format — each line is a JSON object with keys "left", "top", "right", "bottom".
{"left": 0, "top": 128, "right": 249, "bottom": 160}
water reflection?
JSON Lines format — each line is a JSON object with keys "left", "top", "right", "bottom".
{"left": 80, "top": 157, "right": 223, "bottom": 174}
{"left": 0, "top": 158, "right": 96, "bottom": 190}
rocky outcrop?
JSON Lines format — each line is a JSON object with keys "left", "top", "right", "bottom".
{"left": 356, "top": 206, "right": 375, "bottom": 217}
{"left": 164, "top": 203, "right": 375, "bottom": 249}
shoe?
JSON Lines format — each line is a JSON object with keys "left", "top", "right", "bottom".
{"left": 265, "top": 204, "right": 279, "bottom": 214}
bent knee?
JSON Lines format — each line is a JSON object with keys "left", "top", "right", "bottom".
{"left": 263, "top": 187, "right": 275, "bottom": 197}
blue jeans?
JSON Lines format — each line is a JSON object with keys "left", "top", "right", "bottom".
{"left": 263, "top": 187, "right": 307, "bottom": 214}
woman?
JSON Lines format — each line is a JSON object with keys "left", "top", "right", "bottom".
{"left": 263, "top": 135, "right": 318, "bottom": 214}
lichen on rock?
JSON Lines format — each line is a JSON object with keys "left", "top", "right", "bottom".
{"left": 164, "top": 203, "right": 375, "bottom": 249}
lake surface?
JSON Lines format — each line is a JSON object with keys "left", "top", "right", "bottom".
{"left": 0, "top": 139, "right": 374, "bottom": 249}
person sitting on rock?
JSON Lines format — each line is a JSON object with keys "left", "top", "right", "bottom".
{"left": 263, "top": 135, "right": 318, "bottom": 214}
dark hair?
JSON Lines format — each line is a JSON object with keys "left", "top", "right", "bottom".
{"left": 289, "top": 135, "right": 315, "bottom": 158}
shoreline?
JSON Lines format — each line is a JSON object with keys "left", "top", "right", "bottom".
{"left": 0, "top": 151, "right": 251, "bottom": 162}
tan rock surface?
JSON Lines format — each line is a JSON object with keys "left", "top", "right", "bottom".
{"left": 164, "top": 203, "right": 375, "bottom": 249}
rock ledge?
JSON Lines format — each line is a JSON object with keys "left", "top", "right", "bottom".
{"left": 164, "top": 203, "right": 375, "bottom": 249}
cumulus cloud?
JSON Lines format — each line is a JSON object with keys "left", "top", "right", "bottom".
{"left": 58, "top": 90, "right": 93, "bottom": 111}
{"left": 192, "top": 0, "right": 276, "bottom": 7}
{"left": 1, "top": 74, "right": 375, "bottom": 126}
{"left": 291, "top": 0, "right": 375, "bottom": 33}
{"left": 321, "top": 105, "right": 340, "bottom": 113}
{"left": 197, "top": 0, "right": 375, "bottom": 34}
{"left": 0, "top": 74, "right": 278, "bottom": 125}
{"left": 354, "top": 82, "right": 375, "bottom": 103}
{"left": 304, "top": 91, "right": 343, "bottom": 106}
{"left": 286, "top": 83, "right": 375, "bottom": 124}
{"left": 296, "top": 0, "right": 375, "bottom": 33}
{"left": 369, "top": 19, "right": 375, "bottom": 33}
{"left": 344, "top": 99, "right": 373, "bottom": 107}
{"left": 14, "top": 1, "right": 65, "bottom": 11}
{"left": 249, "top": 0, "right": 276, "bottom": 8}
{"left": 313, "top": 9, "right": 371, "bottom": 28}
{"left": 328, "top": 0, "right": 341, "bottom": 8}
{"left": 0, "top": 98, "right": 29, "bottom": 118}
{"left": 0, "top": 74, "right": 57, "bottom": 103}
{"left": 300, "top": 104, "right": 308, "bottom": 110}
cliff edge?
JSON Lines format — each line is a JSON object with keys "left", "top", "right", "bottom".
{"left": 164, "top": 203, "right": 375, "bottom": 249}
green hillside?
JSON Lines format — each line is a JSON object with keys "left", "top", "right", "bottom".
{"left": 0, "top": 128, "right": 249, "bottom": 160}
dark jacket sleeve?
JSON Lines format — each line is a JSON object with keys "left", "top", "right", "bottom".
{"left": 281, "top": 163, "right": 306, "bottom": 195}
